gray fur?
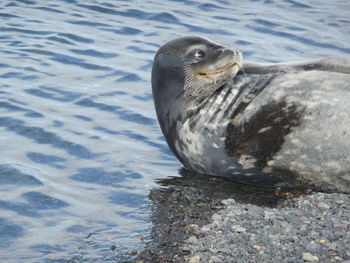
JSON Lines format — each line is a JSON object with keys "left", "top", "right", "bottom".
{"left": 152, "top": 36, "right": 350, "bottom": 193}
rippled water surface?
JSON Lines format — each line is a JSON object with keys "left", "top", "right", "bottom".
{"left": 0, "top": 0, "right": 349, "bottom": 262}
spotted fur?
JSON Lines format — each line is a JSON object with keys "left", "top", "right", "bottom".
{"left": 152, "top": 36, "right": 350, "bottom": 192}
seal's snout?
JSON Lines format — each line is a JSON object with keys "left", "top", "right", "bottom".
{"left": 212, "top": 47, "right": 241, "bottom": 71}
{"left": 218, "top": 47, "right": 238, "bottom": 56}
{"left": 216, "top": 48, "right": 232, "bottom": 60}
{"left": 220, "top": 48, "right": 234, "bottom": 55}
{"left": 216, "top": 47, "right": 234, "bottom": 57}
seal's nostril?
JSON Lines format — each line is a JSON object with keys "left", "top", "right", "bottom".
{"left": 219, "top": 48, "right": 234, "bottom": 56}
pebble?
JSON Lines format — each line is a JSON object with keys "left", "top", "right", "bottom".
{"left": 212, "top": 213, "right": 221, "bottom": 221}
{"left": 286, "top": 257, "right": 296, "bottom": 263}
{"left": 187, "top": 236, "right": 199, "bottom": 245}
{"left": 305, "top": 241, "right": 318, "bottom": 252}
{"left": 189, "top": 255, "right": 201, "bottom": 263}
{"left": 285, "top": 214, "right": 300, "bottom": 224}
{"left": 227, "top": 209, "right": 242, "bottom": 216}
{"left": 208, "top": 248, "right": 218, "bottom": 253}
{"left": 209, "top": 255, "right": 222, "bottom": 263}
{"left": 302, "top": 252, "right": 319, "bottom": 262}
{"left": 200, "top": 225, "right": 211, "bottom": 233}
{"left": 221, "top": 198, "right": 236, "bottom": 206}
{"left": 182, "top": 246, "right": 191, "bottom": 252}
{"left": 317, "top": 202, "right": 330, "bottom": 209}
{"left": 230, "top": 225, "right": 246, "bottom": 233}
{"left": 187, "top": 224, "right": 200, "bottom": 235}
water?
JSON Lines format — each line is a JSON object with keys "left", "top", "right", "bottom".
{"left": 0, "top": 0, "right": 349, "bottom": 262}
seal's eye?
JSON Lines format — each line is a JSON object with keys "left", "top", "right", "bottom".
{"left": 192, "top": 49, "right": 205, "bottom": 59}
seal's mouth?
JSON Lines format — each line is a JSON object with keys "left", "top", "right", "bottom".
{"left": 196, "top": 62, "right": 241, "bottom": 77}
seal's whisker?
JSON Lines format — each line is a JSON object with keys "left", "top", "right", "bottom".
{"left": 241, "top": 66, "right": 248, "bottom": 80}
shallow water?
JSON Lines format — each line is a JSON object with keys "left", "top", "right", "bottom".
{"left": 0, "top": 0, "right": 349, "bottom": 262}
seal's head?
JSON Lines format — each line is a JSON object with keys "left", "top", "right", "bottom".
{"left": 152, "top": 36, "right": 242, "bottom": 109}
{"left": 152, "top": 36, "right": 242, "bottom": 162}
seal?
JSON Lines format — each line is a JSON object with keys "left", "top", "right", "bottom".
{"left": 152, "top": 36, "right": 350, "bottom": 193}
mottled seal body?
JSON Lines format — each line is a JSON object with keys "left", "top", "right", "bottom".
{"left": 152, "top": 36, "right": 350, "bottom": 192}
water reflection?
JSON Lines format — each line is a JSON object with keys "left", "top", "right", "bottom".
{"left": 0, "top": 191, "right": 69, "bottom": 218}
{"left": 0, "top": 165, "right": 43, "bottom": 186}
{"left": 0, "top": 218, "right": 25, "bottom": 249}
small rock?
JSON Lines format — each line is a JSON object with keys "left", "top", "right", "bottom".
{"left": 212, "top": 213, "right": 221, "bottom": 221}
{"left": 280, "top": 221, "right": 290, "bottom": 228}
{"left": 305, "top": 241, "right": 318, "bottom": 252}
{"left": 187, "top": 236, "right": 199, "bottom": 245}
{"left": 231, "top": 225, "right": 246, "bottom": 233}
{"left": 328, "top": 242, "right": 338, "bottom": 250}
{"left": 228, "top": 209, "right": 242, "bottom": 216}
{"left": 302, "top": 252, "right": 319, "bottom": 262}
{"left": 187, "top": 224, "right": 200, "bottom": 235}
{"left": 318, "top": 202, "right": 330, "bottom": 209}
{"left": 268, "top": 234, "right": 278, "bottom": 240}
{"left": 208, "top": 248, "right": 218, "bottom": 253}
{"left": 285, "top": 214, "right": 300, "bottom": 224}
{"left": 221, "top": 198, "right": 236, "bottom": 206}
{"left": 264, "top": 211, "right": 275, "bottom": 220}
{"left": 218, "top": 247, "right": 231, "bottom": 254}
{"left": 189, "top": 255, "right": 201, "bottom": 263}
{"left": 246, "top": 211, "right": 260, "bottom": 218}
{"left": 252, "top": 245, "right": 262, "bottom": 250}
{"left": 182, "top": 246, "right": 191, "bottom": 252}
{"left": 310, "top": 230, "right": 318, "bottom": 237}
{"left": 209, "top": 255, "right": 222, "bottom": 263}
{"left": 200, "top": 225, "right": 211, "bottom": 233}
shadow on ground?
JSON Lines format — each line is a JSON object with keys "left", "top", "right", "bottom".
{"left": 136, "top": 169, "right": 304, "bottom": 263}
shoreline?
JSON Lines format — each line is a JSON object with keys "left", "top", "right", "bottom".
{"left": 134, "top": 172, "right": 350, "bottom": 262}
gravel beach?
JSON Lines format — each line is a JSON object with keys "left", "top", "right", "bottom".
{"left": 137, "top": 171, "right": 350, "bottom": 263}
{"left": 184, "top": 193, "right": 350, "bottom": 263}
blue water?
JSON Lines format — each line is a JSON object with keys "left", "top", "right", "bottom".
{"left": 0, "top": 0, "right": 349, "bottom": 262}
